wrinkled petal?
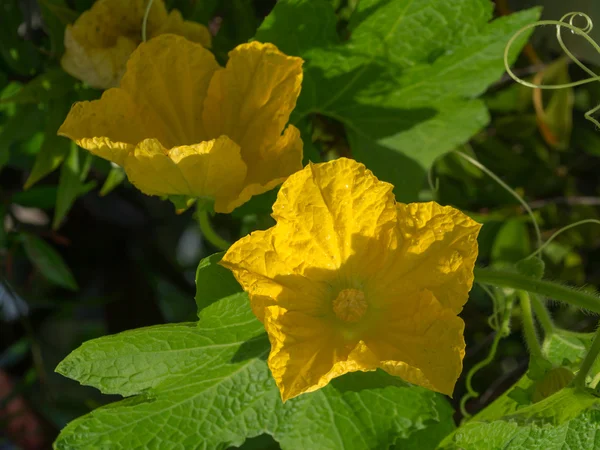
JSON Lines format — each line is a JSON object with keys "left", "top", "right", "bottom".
{"left": 216, "top": 125, "right": 302, "bottom": 213}
{"left": 221, "top": 158, "right": 481, "bottom": 401}
{"left": 364, "top": 289, "right": 466, "bottom": 395}
{"left": 59, "top": 35, "right": 220, "bottom": 165}
{"left": 62, "top": 31, "right": 136, "bottom": 89}
{"left": 265, "top": 307, "right": 361, "bottom": 401}
{"left": 221, "top": 225, "right": 332, "bottom": 321}
{"left": 375, "top": 202, "right": 481, "bottom": 314}
{"left": 157, "top": 10, "right": 212, "bottom": 49}
{"left": 124, "top": 136, "right": 246, "bottom": 202}
{"left": 203, "top": 42, "right": 303, "bottom": 190}
{"left": 60, "top": 0, "right": 211, "bottom": 89}
{"left": 120, "top": 34, "right": 220, "bottom": 148}
{"left": 271, "top": 158, "right": 397, "bottom": 273}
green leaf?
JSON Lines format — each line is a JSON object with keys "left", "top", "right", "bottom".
{"left": 255, "top": 0, "right": 541, "bottom": 200}
{"left": 38, "top": 0, "right": 78, "bottom": 57}
{"left": 25, "top": 99, "right": 73, "bottom": 189}
{"left": 55, "top": 293, "right": 453, "bottom": 449}
{"left": 440, "top": 329, "right": 600, "bottom": 449}
{"left": 20, "top": 233, "right": 77, "bottom": 290}
{"left": 0, "top": 104, "right": 45, "bottom": 170}
{"left": 0, "top": 68, "right": 75, "bottom": 105}
{"left": 491, "top": 218, "right": 531, "bottom": 265}
{"left": 195, "top": 252, "right": 242, "bottom": 313}
{"left": 99, "top": 164, "right": 126, "bottom": 196}
{"left": 0, "top": 0, "right": 42, "bottom": 75}
{"left": 53, "top": 144, "right": 95, "bottom": 229}
{"left": 11, "top": 185, "right": 58, "bottom": 210}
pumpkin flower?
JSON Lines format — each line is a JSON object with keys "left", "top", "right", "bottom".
{"left": 58, "top": 35, "right": 304, "bottom": 213}
{"left": 220, "top": 158, "right": 482, "bottom": 401}
{"left": 61, "top": 0, "right": 212, "bottom": 89}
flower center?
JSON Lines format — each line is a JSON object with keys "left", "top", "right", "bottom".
{"left": 332, "top": 289, "right": 368, "bottom": 323}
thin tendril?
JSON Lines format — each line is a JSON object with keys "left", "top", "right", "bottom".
{"left": 142, "top": 0, "right": 155, "bottom": 42}
{"left": 527, "top": 219, "right": 600, "bottom": 259}
{"left": 504, "top": 12, "right": 600, "bottom": 127}
{"left": 479, "top": 283, "right": 501, "bottom": 330}
{"left": 460, "top": 291, "right": 514, "bottom": 420}
{"left": 452, "top": 150, "right": 542, "bottom": 249}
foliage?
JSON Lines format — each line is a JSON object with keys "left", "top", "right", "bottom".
{"left": 2, "top": 0, "right": 600, "bottom": 449}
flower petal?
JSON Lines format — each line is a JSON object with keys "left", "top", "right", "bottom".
{"left": 58, "top": 89, "right": 146, "bottom": 166}
{"left": 203, "top": 42, "right": 304, "bottom": 189}
{"left": 124, "top": 136, "right": 246, "bottom": 202}
{"left": 216, "top": 125, "right": 303, "bottom": 213}
{"left": 120, "top": 34, "right": 220, "bottom": 148}
{"left": 265, "top": 307, "right": 373, "bottom": 401}
{"left": 220, "top": 226, "right": 331, "bottom": 321}
{"left": 375, "top": 202, "right": 481, "bottom": 314}
{"left": 157, "top": 10, "right": 212, "bottom": 48}
{"left": 60, "top": 0, "right": 170, "bottom": 89}
{"left": 271, "top": 158, "right": 397, "bottom": 272}
{"left": 61, "top": 31, "right": 136, "bottom": 89}
{"left": 363, "top": 289, "right": 465, "bottom": 396}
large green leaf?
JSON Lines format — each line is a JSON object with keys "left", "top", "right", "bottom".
{"left": 255, "top": 0, "right": 540, "bottom": 200}
{"left": 55, "top": 293, "right": 454, "bottom": 449}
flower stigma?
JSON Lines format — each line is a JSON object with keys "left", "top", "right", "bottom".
{"left": 332, "top": 289, "right": 368, "bottom": 323}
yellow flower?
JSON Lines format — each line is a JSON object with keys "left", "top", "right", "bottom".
{"left": 61, "top": 0, "right": 212, "bottom": 89}
{"left": 58, "top": 35, "right": 304, "bottom": 213}
{"left": 220, "top": 158, "right": 482, "bottom": 401}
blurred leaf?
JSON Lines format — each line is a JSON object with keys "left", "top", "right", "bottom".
{"left": 53, "top": 144, "right": 95, "bottom": 229}
{"left": 25, "top": 98, "right": 72, "bottom": 188}
{"left": 0, "top": 68, "right": 75, "bottom": 104}
{"left": 183, "top": 0, "right": 219, "bottom": 23}
{"left": 0, "top": 338, "right": 30, "bottom": 368}
{"left": 99, "top": 164, "right": 125, "bottom": 196}
{"left": 0, "top": 204, "right": 6, "bottom": 249}
{"left": 11, "top": 185, "right": 57, "bottom": 209}
{"left": 195, "top": 252, "right": 242, "bottom": 312}
{"left": 536, "top": 58, "right": 573, "bottom": 150}
{"left": 491, "top": 219, "right": 532, "bottom": 264}
{"left": 167, "top": 195, "right": 197, "bottom": 213}
{"left": 39, "top": 0, "right": 79, "bottom": 24}
{"left": 0, "top": 0, "right": 42, "bottom": 75}
{"left": 20, "top": 232, "right": 77, "bottom": 290}
{"left": 485, "top": 81, "right": 533, "bottom": 113}
{"left": 55, "top": 293, "right": 453, "bottom": 449}
{"left": 39, "top": 0, "right": 78, "bottom": 56}
{"left": 0, "top": 104, "right": 45, "bottom": 169}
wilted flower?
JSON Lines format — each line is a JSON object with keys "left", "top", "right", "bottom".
{"left": 220, "top": 158, "right": 481, "bottom": 401}
{"left": 61, "top": 0, "right": 211, "bottom": 89}
{"left": 58, "top": 34, "right": 304, "bottom": 213}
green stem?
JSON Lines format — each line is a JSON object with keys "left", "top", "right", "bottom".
{"left": 474, "top": 267, "right": 600, "bottom": 315}
{"left": 518, "top": 291, "right": 543, "bottom": 360}
{"left": 531, "top": 294, "right": 554, "bottom": 335}
{"left": 197, "top": 210, "right": 230, "bottom": 251}
{"left": 573, "top": 326, "right": 600, "bottom": 387}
